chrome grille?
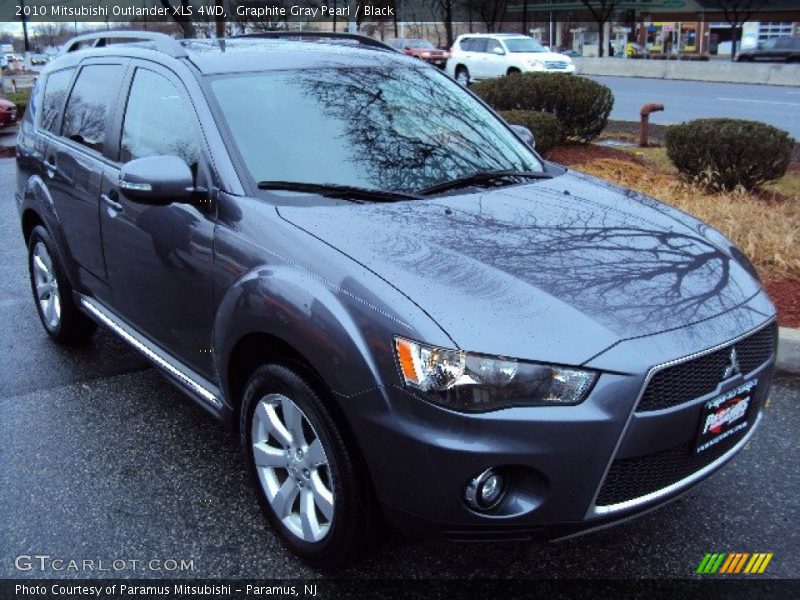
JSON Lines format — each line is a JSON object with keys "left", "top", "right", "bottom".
{"left": 637, "top": 322, "right": 776, "bottom": 412}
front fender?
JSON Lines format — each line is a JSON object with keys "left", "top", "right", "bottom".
{"left": 213, "top": 263, "right": 427, "bottom": 405}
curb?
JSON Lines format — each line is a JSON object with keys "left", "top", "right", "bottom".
{"left": 778, "top": 327, "right": 800, "bottom": 374}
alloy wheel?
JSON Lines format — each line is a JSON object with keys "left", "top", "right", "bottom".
{"left": 32, "top": 242, "right": 61, "bottom": 330}
{"left": 456, "top": 69, "right": 469, "bottom": 85}
{"left": 251, "top": 393, "right": 334, "bottom": 543}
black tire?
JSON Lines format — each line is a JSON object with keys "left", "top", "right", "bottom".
{"left": 27, "top": 225, "right": 97, "bottom": 345}
{"left": 240, "top": 364, "right": 376, "bottom": 567}
{"left": 455, "top": 65, "right": 470, "bottom": 86}
{"left": 507, "top": 67, "right": 521, "bottom": 76}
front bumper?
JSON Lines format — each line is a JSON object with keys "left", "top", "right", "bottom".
{"left": 525, "top": 63, "right": 576, "bottom": 74}
{"left": 338, "top": 319, "right": 775, "bottom": 541}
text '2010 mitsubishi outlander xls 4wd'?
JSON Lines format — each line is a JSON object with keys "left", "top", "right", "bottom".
{"left": 16, "top": 31, "right": 776, "bottom": 567}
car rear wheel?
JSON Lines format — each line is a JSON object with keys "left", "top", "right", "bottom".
{"left": 28, "top": 225, "right": 97, "bottom": 344}
{"left": 241, "top": 364, "right": 375, "bottom": 567}
{"left": 507, "top": 67, "right": 521, "bottom": 76}
{"left": 455, "top": 65, "right": 470, "bottom": 86}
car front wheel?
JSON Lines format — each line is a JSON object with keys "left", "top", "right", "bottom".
{"left": 240, "top": 364, "right": 375, "bottom": 567}
{"left": 455, "top": 65, "right": 470, "bottom": 86}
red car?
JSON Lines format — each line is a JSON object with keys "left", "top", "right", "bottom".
{"left": 387, "top": 38, "right": 450, "bottom": 68}
{"left": 0, "top": 97, "right": 17, "bottom": 129}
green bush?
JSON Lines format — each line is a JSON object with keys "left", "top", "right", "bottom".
{"left": 666, "top": 118, "right": 794, "bottom": 191}
{"left": 5, "top": 89, "right": 31, "bottom": 118}
{"left": 498, "top": 110, "right": 562, "bottom": 154}
{"left": 472, "top": 73, "right": 613, "bottom": 142}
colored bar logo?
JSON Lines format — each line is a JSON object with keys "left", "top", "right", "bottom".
{"left": 696, "top": 552, "right": 773, "bottom": 574}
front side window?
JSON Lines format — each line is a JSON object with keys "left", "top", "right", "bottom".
{"left": 486, "top": 39, "right": 504, "bottom": 54}
{"left": 61, "top": 64, "right": 125, "bottom": 153}
{"left": 211, "top": 66, "right": 542, "bottom": 195}
{"left": 120, "top": 68, "right": 200, "bottom": 168}
{"left": 505, "top": 38, "right": 546, "bottom": 53}
{"left": 41, "top": 68, "right": 75, "bottom": 133}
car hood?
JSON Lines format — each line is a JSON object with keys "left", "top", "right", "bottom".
{"left": 0, "top": 98, "right": 14, "bottom": 110}
{"left": 277, "top": 170, "right": 762, "bottom": 364}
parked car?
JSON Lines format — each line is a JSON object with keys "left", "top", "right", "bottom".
{"left": 30, "top": 54, "right": 49, "bottom": 66}
{"left": 446, "top": 34, "right": 576, "bottom": 85}
{"left": 387, "top": 38, "right": 449, "bottom": 67}
{"left": 0, "top": 97, "right": 17, "bottom": 128}
{"left": 737, "top": 36, "right": 800, "bottom": 62}
{"left": 16, "top": 31, "right": 776, "bottom": 567}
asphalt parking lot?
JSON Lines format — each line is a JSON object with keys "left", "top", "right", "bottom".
{"left": 0, "top": 157, "right": 798, "bottom": 580}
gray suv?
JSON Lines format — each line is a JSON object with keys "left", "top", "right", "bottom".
{"left": 16, "top": 31, "right": 776, "bottom": 566}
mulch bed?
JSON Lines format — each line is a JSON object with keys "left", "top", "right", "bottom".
{"left": 764, "top": 279, "right": 800, "bottom": 329}
{"left": 546, "top": 143, "right": 643, "bottom": 166}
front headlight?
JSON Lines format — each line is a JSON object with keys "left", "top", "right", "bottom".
{"left": 528, "top": 59, "right": 544, "bottom": 68}
{"left": 394, "top": 337, "right": 597, "bottom": 412}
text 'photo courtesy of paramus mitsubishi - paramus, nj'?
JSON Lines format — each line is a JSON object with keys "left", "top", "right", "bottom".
{"left": 15, "top": 31, "right": 777, "bottom": 567}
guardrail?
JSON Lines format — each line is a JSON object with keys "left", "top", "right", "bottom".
{"left": 574, "top": 58, "right": 800, "bottom": 87}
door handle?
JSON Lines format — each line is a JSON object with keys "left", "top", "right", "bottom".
{"left": 101, "top": 193, "right": 123, "bottom": 212}
{"left": 43, "top": 158, "right": 57, "bottom": 177}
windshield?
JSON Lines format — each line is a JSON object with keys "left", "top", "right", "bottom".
{"left": 211, "top": 67, "right": 542, "bottom": 195}
{"left": 504, "top": 38, "right": 546, "bottom": 53}
{"left": 407, "top": 39, "right": 435, "bottom": 49}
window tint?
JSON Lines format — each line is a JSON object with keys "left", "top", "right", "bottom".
{"left": 41, "top": 68, "right": 74, "bottom": 133}
{"left": 120, "top": 68, "right": 200, "bottom": 168}
{"left": 486, "top": 39, "right": 504, "bottom": 54}
{"left": 62, "top": 64, "right": 125, "bottom": 153}
{"left": 469, "top": 39, "right": 488, "bottom": 52}
{"left": 211, "top": 67, "right": 542, "bottom": 194}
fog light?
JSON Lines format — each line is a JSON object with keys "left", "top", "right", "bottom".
{"left": 465, "top": 468, "right": 506, "bottom": 510}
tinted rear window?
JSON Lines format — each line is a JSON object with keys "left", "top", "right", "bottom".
{"left": 40, "top": 68, "right": 74, "bottom": 133}
{"left": 61, "top": 64, "right": 126, "bottom": 154}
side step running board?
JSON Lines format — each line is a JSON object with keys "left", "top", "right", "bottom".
{"left": 79, "top": 295, "right": 223, "bottom": 409}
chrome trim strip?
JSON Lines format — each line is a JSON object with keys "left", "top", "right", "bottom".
{"left": 585, "top": 317, "right": 776, "bottom": 519}
{"left": 590, "top": 412, "right": 762, "bottom": 516}
{"left": 79, "top": 296, "right": 222, "bottom": 408}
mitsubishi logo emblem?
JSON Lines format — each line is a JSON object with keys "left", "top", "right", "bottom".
{"left": 723, "top": 347, "right": 741, "bottom": 380}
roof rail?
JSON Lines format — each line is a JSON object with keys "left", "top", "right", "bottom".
{"left": 62, "top": 31, "right": 188, "bottom": 58}
{"left": 230, "top": 31, "right": 396, "bottom": 52}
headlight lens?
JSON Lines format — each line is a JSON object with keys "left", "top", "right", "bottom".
{"left": 394, "top": 337, "right": 597, "bottom": 412}
{"left": 529, "top": 59, "right": 544, "bottom": 68}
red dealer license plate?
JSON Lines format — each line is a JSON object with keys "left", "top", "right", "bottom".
{"left": 695, "top": 379, "right": 757, "bottom": 454}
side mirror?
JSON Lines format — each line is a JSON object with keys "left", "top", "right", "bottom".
{"left": 491, "top": 46, "right": 505, "bottom": 55}
{"left": 509, "top": 124, "right": 536, "bottom": 149}
{"left": 118, "top": 155, "right": 194, "bottom": 205}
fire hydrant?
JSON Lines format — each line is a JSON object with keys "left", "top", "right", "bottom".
{"left": 640, "top": 103, "right": 664, "bottom": 147}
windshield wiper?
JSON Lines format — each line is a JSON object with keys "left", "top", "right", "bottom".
{"left": 257, "top": 180, "right": 421, "bottom": 202}
{"left": 418, "top": 170, "right": 552, "bottom": 196}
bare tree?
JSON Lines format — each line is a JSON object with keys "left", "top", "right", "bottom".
{"left": 707, "top": 0, "right": 769, "bottom": 61}
{"left": 459, "top": 0, "right": 508, "bottom": 33}
{"left": 578, "top": 0, "right": 617, "bottom": 57}
{"left": 434, "top": 0, "right": 456, "bottom": 48}
{"left": 159, "top": 0, "right": 195, "bottom": 38}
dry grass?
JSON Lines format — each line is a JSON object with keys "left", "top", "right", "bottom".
{"left": 573, "top": 157, "right": 800, "bottom": 282}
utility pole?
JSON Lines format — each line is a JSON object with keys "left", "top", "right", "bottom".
{"left": 19, "top": 0, "right": 32, "bottom": 54}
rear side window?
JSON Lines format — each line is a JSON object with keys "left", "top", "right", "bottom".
{"left": 61, "top": 64, "right": 125, "bottom": 153}
{"left": 40, "top": 68, "right": 74, "bottom": 133}
{"left": 120, "top": 68, "right": 200, "bottom": 168}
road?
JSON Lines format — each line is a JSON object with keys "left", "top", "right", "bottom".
{"left": 588, "top": 76, "right": 800, "bottom": 138}
{"left": 0, "top": 157, "right": 798, "bottom": 580}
